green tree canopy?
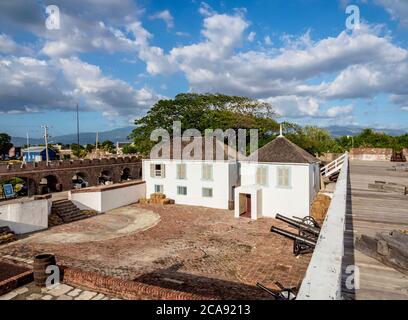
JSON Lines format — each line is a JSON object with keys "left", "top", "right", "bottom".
{"left": 122, "top": 144, "right": 139, "bottom": 154}
{"left": 129, "top": 93, "right": 279, "bottom": 155}
{"left": 0, "top": 133, "right": 13, "bottom": 156}
{"left": 101, "top": 140, "right": 115, "bottom": 153}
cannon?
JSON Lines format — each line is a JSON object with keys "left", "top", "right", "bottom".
{"left": 275, "top": 214, "right": 320, "bottom": 239}
{"left": 256, "top": 282, "right": 297, "bottom": 300}
{"left": 271, "top": 226, "right": 316, "bottom": 255}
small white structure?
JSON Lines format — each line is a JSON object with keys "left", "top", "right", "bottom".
{"left": 69, "top": 180, "right": 146, "bottom": 213}
{"left": 143, "top": 135, "right": 320, "bottom": 219}
{"left": 0, "top": 197, "right": 51, "bottom": 234}
{"left": 235, "top": 135, "right": 320, "bottom": 219}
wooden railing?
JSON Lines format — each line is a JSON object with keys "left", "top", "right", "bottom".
{"left": 321, "top": 152, "right": 348, "bottom": 178}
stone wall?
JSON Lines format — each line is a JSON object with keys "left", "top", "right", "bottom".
{"left": 349, "top": 148, "right": 393, "bottom": 161}
{"left": 0, "top": 157, "right": 142, "bottom": 195}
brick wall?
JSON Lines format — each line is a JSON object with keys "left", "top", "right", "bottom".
{"left": 61, "top": 266, "right": 210, "bottom": 300}
{"left": 349, "top": 148, "right": 393, "bottom": 161}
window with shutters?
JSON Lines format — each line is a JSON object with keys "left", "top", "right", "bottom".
{"left": 150, "top": 163, "right": 165, "bottom": 178}
{"left": 154, "top": 185, "right": 164, "bottom": 193}
{"left": 176, "top": 163, "right": 187, "bottom": 180}
{"left": 256, "top": 166, "right": 268, "bottom": 186}
{"left": 277, "top": 166, "right": 291, "bottom": 188}
{"left": 177, "top": 186, "right": 187, "bottom": 195}
{"left": 202, "top": 187, "right": 213, "bottom": 198}
{"left": 201, "top": 164, "right": 213, "bottom": 181}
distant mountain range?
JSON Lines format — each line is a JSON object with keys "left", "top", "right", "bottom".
{"left": 10, "top": 125, "right": 406, "bottom": 146}
{"left": 323, "top": 125, "right": 406, "bottom": 137}
{"left": 11, "top": 127, "right": 134, "bottom": 146}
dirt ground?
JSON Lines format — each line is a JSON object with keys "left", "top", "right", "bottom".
{"left": 0, "top": 204, "right": 311, "bottom": 299}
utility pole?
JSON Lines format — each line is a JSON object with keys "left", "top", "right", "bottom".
{"left": 76, "top": 103, "right": 80, "bottom": 159}
{"left": 26, "top": 132, "right": 30, "bottom": 163}
{"left": 26, "top": 132, "right": 30, "bottom": 197}
{"left": 41, "top": 125, "right": 50, "bottom": 166}
{"left": 95, "top": 131, "right": 99, "bottom": 158}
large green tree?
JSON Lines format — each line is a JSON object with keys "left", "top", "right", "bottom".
{"left": 129, "top": 93, "right": 279, "bottom": 155}
{"left": 0, "top": 133, "right": 13, "bottom": 157}
{"left": 286, "top": 126, "right": 342, "bottom": 156}
{"left": 101, "top": 140, "right": 115, "bottom": 153}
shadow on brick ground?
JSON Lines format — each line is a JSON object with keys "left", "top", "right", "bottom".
{"left": 133, "top": 263, "right": 275, "bottom": 300}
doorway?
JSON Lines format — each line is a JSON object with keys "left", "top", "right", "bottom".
{"left": 239, "top": 193, "right": 252, "bottom": 218}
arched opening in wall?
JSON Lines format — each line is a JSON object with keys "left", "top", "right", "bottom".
{"left": 120, "top": 168, "right": 131, "bottom": 182}
{"left": 0, "top": 176, "right": 36, "bottom": 199}
{"left": 98, "top": 170, "right": 113, "bottom": 185}
{"left": 40, "top": 175, "right": 60, "bottom": 194}
{"left": 72, "top": 172, "right": 88, "bottom": 189}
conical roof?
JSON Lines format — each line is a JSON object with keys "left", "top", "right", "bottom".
{"left": 249, "top": 136, "right": 320, "bottom": 164}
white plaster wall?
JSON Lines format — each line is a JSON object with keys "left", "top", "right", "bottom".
{"left": 70, "top": 183, "right": 146, "bottom": 213}
{"left": 240, "top": 162, "right": 311, "bottom": 218}
{"left": 297, "top": 155, "right": 349, "bottom": 300}
{"left": 69, "top": 191, "right": 102, "bottom": 212}
{"left": 0, "top": 199, "right": 49, "bottom": 234}
{"left": 143, "top": 160, "right": 236, "bottom": 210}
{"left": 101, "top": 183, "right": 146, "bottom": 212}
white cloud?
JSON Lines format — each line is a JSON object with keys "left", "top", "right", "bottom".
{"left": 0, "top": 34, "right": 32, "bottom": 55}
{"left": 264, "top": 96, "right": 320, "bottom": 118}
{"left": 150, "top": 10, "right": 174, "bottom": 29}
{"left": 127, "top": 22, "right": 177, "bottom": 75}
{"left": 57, "top": 57, "right": 162, "bottom": 118}
{"left": 199, "top": 2, "right": 216, "bottom": 17}
{"left": 326, "top": 105, "right": 353, "bottom": 117}
{"left": 247, "top": 31, "right": 256, "bottom": 42}
{"left": 0, "top": 55, "right": 161, "bottom": 119}
{"left": 1, "top": 2, "right": 407, "bottom": 125}
{"left": 375, "top": 0, "right": 408, "bottom": 26}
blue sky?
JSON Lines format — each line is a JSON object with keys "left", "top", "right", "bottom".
{"left": 0, "top": 0, "right": 408, "bottom": 138}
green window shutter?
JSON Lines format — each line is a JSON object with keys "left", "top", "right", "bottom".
{"left": 150, "top": 164, "right": 155, "bottom": 178}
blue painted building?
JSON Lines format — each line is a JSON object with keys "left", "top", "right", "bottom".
{"left": 22, "top": 147, "right": 57, "bottom": 163}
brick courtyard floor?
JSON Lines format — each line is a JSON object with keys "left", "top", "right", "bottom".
{"left": 0, "top": 204, "right": 311, "bottom": 299}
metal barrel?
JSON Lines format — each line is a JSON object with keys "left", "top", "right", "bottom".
{"left": 270, "top": 226, "right": 317, "bottom": 247}
{"left": 275, "top": 214, "right": 320, "bottom": 236}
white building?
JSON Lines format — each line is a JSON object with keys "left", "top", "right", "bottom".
{"left": 142, "top": 138, "right": 239, "bottom": 210}
{"left": 234, "top": 135, "right": 321, "bottom": 220}
{"left": 143, "top": 135, "right": 320, "bottom": 219}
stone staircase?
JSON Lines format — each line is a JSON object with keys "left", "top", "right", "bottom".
{"left": 51, "top": 200, "right": 89, "bottom": 224}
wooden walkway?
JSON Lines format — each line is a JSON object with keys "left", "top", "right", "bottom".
{"left": 343, "top": 161, "right": 408, "bottom": 300}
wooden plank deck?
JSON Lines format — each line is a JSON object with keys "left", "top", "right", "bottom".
{"left": 343, "top": 160, "right": 408, "bottom": 300}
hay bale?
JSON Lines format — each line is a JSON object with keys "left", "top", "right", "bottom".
{"left": 150, "top": 192, "right": 166, "bottom": 199}
{"left": 0, "top": 233, "right": 16, "bottom": 245}
{"left": 160, "top": 199, "right": 171, "bottom": 205}
{"left": 311, "top": 193, "right": 331, "bottom": 223}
